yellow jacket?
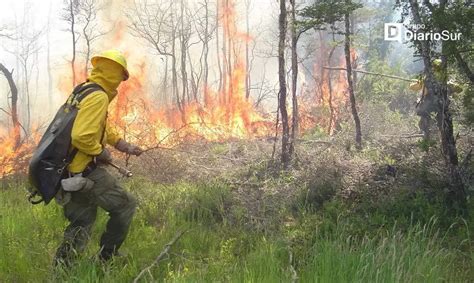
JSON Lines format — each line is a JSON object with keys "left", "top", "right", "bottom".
{"left": 68, "top": 59, "right": 124, "bottom": 173}
{"left": 409, "top": 71, "right": 463, "bottom": 94}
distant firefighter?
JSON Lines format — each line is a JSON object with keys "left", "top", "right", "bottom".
{"left": 409, "top": 59, "right": 462, "bottom": 141}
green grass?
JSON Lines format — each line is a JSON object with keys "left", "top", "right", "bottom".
{"left": 299, "top": 222, "right": 464, "bottom": 283}
{"left": 0, "top": 178, "right": 472, "bottom": 282}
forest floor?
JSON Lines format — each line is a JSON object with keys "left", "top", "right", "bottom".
{"left": 1, "top": 107, "right": 473, "bottom": 282}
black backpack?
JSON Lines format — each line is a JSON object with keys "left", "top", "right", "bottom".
{"left": 28, "top": 82, "right": 104, "bottom": 204}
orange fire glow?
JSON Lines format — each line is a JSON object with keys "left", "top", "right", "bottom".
{"left": 105, "top": 0, "right": 272, "bottom": 149}
{"left": 0, "top": 130, "right": 39, "bottom": 176}
{"left": 323, "top": 56, "right": 349, "bottom": 135}
{"left": 297, "top": 45, "right": 351, "bottom": 135}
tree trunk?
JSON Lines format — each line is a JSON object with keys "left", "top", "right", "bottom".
{"left": 350, "top": 13, "right": 357, "bottom": 85}
{"left": 47, "top": 1, "right": 53, "bottom": 110}
{"left": 83, "top": 10, "right": 91, "bottom": 77}
{"left": 216, "top": 0, "right": 223, "bottom": 97}
{"left": 179, "top": 0, "right": 189, "bottom": 107}
{"left": 289, "top": 0, "right": 298, "bottom": 156}
{"left": 245, "top": 0, "right": 251, "bottom": 100}
{"left": 170, "top": 4, "right": 182, "bottom": 119}
{"left": 22, "top": 57, "right": 31, "bottom": 134}
{"left": 453, "top": 46, "right": 474, "bottom": 84}
{"left": 81, "top": 2, "right": 93, "bottom": 77}
{"left": 344, "top": 2, "right": 362, "bottom": 149}
{"left": 0, "top": 63, "right": 21, "bottom": 149}
{"left": 162, "top": 57, "right": 169, "bottom": 105}
{"left": 84, "top": 34, "right": 91, "bottom": 76}
{"left": 187, "top": 47, "right": 198, "bottom": 102}
{"left": 172, "top": 51, "right": 180, "bottom": 114}
{"left": 317, "top": 31, "right": 326, "bottom": 105}
{"left": 221, "top": 0, "right": 228, "bottom": 104}
{"left": 327, "top": 43, "right": 337, "bottom": 135}
{"left": 69, "top": 0, "right": 77, "bottom": 87}
{"left": 227, "top": 26, "right": 233, "bottom": 99}
{"left": 203, "top": 0, "right": 209, "bottom": 103}
{"left": 225, "top": 0, "right": 233, "bottom": 103}
{"left": 437, "top": 53, "right": 466, "bottom": 210}
{"left": 279, "top": 0, "right": 290, "bottom": 168}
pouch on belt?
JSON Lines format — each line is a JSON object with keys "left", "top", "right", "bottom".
{"left": 61, "top": 174, "right": 94, "bottom": 192}
{"left": 55, "top": 174, "right": 94, "bottom": 206}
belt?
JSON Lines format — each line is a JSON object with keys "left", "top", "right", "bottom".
{"left": 70, "top": 162, "right": 97, "bottom": 177}
{"left": 82, "top": 162, "right": 97, "bottom": 177}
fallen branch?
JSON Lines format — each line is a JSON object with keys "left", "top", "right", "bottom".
{"left": 324, "top": 66, "right": 417, "bottom": 83}
{"left": 380, "top": 133, "right": 425, "bottom": 139}
{"left": 133, "top": 230, "right": 187, "bottom": 283}
{"left": 297, "top": 138, "right": 333, "bottom": 144}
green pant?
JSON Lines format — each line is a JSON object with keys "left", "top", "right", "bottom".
{"left": 54, "top": 167, "right": 137, "bottom": 264}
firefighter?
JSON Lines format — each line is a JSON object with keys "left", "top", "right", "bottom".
{"left": 54, "top": 50, "right": 143, "bottom": 266}
{"left": 409, "top": 59, "right": 462, "bottom": 140}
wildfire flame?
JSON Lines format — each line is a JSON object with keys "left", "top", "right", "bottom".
{"left": 298, "top": 42, "right": 351, "bottom": 135}
{"left": 107, "top": 0, "right": 272, "bottom": 149}
{"left": 0, "top": 130, "right": 38, "bottom": 176}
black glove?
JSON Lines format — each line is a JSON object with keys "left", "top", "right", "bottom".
{"left": 115, "top": 139, "right": 143, "bottom": 156}
{"left": 96, "top": 148, "right": 113, "bottom": 164}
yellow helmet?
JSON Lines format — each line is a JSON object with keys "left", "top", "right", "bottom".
{"left": 432, "top": 59, "right": 442, "bottom": 69}
{"left": 91, "top": 49, "right": 129, "bottom": 81}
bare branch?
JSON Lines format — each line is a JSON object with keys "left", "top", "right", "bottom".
{"left": 323, "top": 66, "right": 417, "bottom": 82}
{"left": 133, "top": 230, "right": 187, "bottom": 283}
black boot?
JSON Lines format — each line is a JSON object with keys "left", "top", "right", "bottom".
{"left": 53, "top": 243, "right": 75, "bottom": 268}
{"left": 99, "top": 247, "right": 125, "bottom": 262}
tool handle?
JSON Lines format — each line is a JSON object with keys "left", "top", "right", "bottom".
{"left": 109, "top": 162, "right": 133, "bottom": 177}
{"left": 118, "top": 167, "right": 133, "bottom": 177}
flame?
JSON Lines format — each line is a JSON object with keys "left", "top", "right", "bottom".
{"left": 0, "top": 130, "right": 39, "bottom": 177}
{"left": 325, "top": 55, "right": 349, "bottom": 135}
{"left": 106, "top": 62, "right": 271, "bottom": 148}
{"left": 105, "top": 0, "right": 271, "bottom": 149}
{"left": 297, "top": 45, "right": 351, "bottom": 135}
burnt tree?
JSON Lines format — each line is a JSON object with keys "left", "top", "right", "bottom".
{"left": 344, "top": 0, "right": 362, "bottom": 149}
{"left": 327, "top": 33, "right": 340, "bottom": 135}
{"left": 289, "top": 0, "right": 298, "bottom": 156}
{"left": 278, "top": 0, "right": 291, "bottom": 168}
{"left": 299, "top": 0, "right": 361, "bottom": 144}
{"left": 0, "top": 63, "right": 21, "bottom": 149}
{"left": 245, "top": 0, "right": 251, "bottom": 100}
{"left": 79, "top": 0, "right": 109, "bottom": 75}
{"left": 216, "top": 0, "right": 223, "bottom": 95}
{"left": 63, "top": 0, "right": 80, "bottom": 87}
{"left": 128, "top": 1, "right": 181, "bottom": 115}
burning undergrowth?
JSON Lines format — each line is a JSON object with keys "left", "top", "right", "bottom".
{"left": 109, "top": 60, "right": 274, "bottom": 149}
{"left": 0, "top": 135, "right": 37, "bottom": 177}
{"left": 102, "top": 1, "right": 276, "bottom": 149}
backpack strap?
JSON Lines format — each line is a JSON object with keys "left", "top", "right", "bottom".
{"left": 65, "top": 82, "right": 106, "bottom": 170}
{"left": 70, "top": 82, "right": 105, "bottom": 105}
{"left": 71, "top": 82, "right": 87, "bottom": 94}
